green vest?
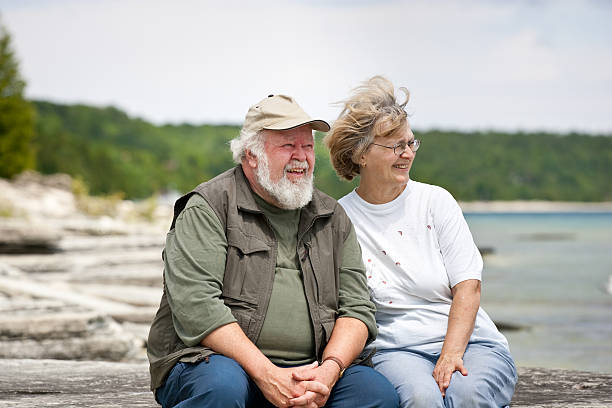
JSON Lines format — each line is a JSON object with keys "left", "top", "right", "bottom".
{"left": 147, "top": 166, "right": 356, "bottom": 390}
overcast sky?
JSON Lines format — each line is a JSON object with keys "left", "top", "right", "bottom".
{"left": 1, "top": 0, "right": 611, "bottom": 133}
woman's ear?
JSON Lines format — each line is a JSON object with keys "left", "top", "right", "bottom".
{"left": 359, "top": 153, "right": 368, "bottom": 168}
{"left": 352, "top": 149, "right": 367, "bottom": 168}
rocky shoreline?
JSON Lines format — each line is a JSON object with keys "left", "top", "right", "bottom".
{"left": 1, "top": 172, "right": 170, "bottom": 362}
{"left": 1, "top": 172, "right": 611, "bottom": 406}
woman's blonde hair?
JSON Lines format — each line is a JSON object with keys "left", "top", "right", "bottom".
{"left": 324, "top": 76, "right": 409, "bottom": 180}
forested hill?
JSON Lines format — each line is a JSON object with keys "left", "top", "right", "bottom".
{"left": 31, "top": 100, "right": 612, "bottom": 201}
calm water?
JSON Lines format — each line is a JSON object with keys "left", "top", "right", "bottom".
{"left": 465, "top": 212, "right": 612, "bottom": 373}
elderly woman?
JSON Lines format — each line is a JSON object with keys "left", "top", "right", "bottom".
{"left": 324, "top": 76, "right": 517, "bottom": 408}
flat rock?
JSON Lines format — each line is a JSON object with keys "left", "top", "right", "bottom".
{"left": 0, "top": 359, "right": 611, "bottom": 407}
{"left": 0, "top": 247, "right": 162, "bottom": 274}
{"left": 0, "top": 313, "right": 142, "bottom": 361}
{"left": 0, "top": 221, "right": 62, "bottom": 254}
{"left": 511, "top": 367, "right": 612, "bottom": 407}
{"left": 0, "top": 359, "right": 156, "bottom": 407}
{"left": 68, "top": 283, "right": 162, "bottom": 307}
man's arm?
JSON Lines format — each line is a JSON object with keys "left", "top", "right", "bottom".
{"left": 164, "top": 195, "right": 236, "bottom": 346}
{"left": 202, "top": 322, "right": 328, "bottom": 408}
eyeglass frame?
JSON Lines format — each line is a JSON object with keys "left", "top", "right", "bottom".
{"left": 370, "top": 139, "right": 420, "bottom": 155}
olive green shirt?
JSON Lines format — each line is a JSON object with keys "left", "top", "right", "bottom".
{"left": 164, "top": 193, "right": 374, "bottom": 364}
{"left": 252, "top": 194, "right": 313, "bottom": 364}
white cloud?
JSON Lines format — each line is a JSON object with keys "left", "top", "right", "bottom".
{"left": 1, "top": 0, "right": 611, "bottom": 132}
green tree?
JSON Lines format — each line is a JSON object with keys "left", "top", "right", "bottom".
{"left": 0, "top": 22, "right": 35, "bottom": 178}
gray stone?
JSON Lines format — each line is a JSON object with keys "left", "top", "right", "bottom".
{"left": 0, "top": 313, "right": 142, "bottom": 361}
{"left": 1, "top": 359, "right": 611, "bottom": 407}
{"left": 511, "top": 366, "right": 612, "bottom": 407}
{"left": 13, "top": 171, "right": 73, "bottom": 191}
{"left": 0, "top": 221, "right": 62, "bottom": 254}
{"left": 0, "top": 359, "right": 156, "bottom": 407}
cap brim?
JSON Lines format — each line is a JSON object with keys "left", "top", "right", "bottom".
{"left": 263, "top": 119, "right": 331, "bottom": 132}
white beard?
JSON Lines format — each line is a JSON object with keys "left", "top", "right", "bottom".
{"left": 255, "top": 156, "right": 313, "bottom": 210}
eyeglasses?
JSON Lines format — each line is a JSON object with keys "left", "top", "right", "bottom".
{"left": 371, "top": 139, "right": 420, "bottom": 155}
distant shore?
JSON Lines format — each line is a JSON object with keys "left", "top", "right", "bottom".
{"left": 459, "top": 200, "right": 612, "bottom": 213}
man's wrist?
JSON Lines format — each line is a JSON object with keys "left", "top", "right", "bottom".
{"left": 321, "top": 356, "right": 346, "bottom": 378}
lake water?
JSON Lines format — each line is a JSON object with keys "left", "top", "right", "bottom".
{"left": 465, "top": 212, "right": 612, "bottom": 374}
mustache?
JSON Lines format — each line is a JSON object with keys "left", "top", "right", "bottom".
{"left": 284, "top": 160, "right": 309, "bottom": 171}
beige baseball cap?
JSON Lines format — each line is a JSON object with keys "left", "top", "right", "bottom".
{"left": 242, "top": 94, "right": 330, "bottom": 134}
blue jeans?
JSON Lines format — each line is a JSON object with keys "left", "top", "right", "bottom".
{"left": 156, "top": 354, "right": 400, "bottom": 408}
{"left": 372, "top": 342, "right": 517, "bottom": 408}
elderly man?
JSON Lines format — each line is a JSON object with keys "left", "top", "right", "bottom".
{"left": 147, "top": 95, "right": 399, "bottom": 408}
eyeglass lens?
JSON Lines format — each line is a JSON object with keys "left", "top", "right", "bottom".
{"left": 394, "top": 139, "right": 420, "bottom": 155}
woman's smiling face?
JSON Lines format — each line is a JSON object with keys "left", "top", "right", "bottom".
{"left": 360, "top": 124, "right": 417, "bottom": 194}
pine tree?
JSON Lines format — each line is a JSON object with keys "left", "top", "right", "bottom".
{"left": 0, "top": 21, "right": 35, "bottom": 178}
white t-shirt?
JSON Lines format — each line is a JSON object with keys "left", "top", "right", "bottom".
{"left": 339, "top": 180, "right": 509, "bottom": 352}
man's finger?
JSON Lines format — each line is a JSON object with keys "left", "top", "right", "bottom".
{"left": 292, "top": 369, "right": 315, "bottom": 381}
{"left": 296, "top": 361, "right": 319, "bottom": 370}
{"left": 288, "top": 390, "right": 319, "bottom": 406}
{"left": 292, "top": 361, "right": 319, "bottom": 381}
{"left": 302, "top": 380, "right": 329, "bottom": 396}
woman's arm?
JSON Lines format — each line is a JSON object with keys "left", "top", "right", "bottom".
{"left": 433, "top": 278, "right": 481, "bottom": 396}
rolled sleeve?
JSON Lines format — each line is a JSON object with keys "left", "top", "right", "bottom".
{"left": 164, "top": 195, "right": 236, "bottom": 346}
{"left": 337, "top": 224, "right": 378, "bottom": 344}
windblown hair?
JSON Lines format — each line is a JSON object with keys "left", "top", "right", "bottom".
{"left": 324, "top": 76, "right": 409, "bottom": 180}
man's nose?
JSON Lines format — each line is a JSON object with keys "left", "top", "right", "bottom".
{"left": 292, "top": 145, "right": 307, "bottom": 161}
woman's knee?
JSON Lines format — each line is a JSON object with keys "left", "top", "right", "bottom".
{"left": 380, "top": 372, "right": 444, "bottom": 408}
{"left": 444, "top": 374, "right": 489, "bottom": 407}
{"left": 403, "top": 387, "right": 445, "bottom": 408}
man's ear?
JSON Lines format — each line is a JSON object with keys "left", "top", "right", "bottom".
{"left": 245, "top": 149, "right": 258, "bottom": 169}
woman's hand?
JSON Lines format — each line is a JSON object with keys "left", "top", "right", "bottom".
{"left": 432, "top": 352, "right": 468, "bottom": 397}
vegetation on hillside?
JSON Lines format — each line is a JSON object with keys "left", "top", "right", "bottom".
{"left": 29, "top": 101, "right": 612, "bottom": 202}
{"left": 411, "top": 130, "right": 612, "bottom": 201}
{"left": 0, "top": 23, "right": 35, "bottom": 178}
{"left": 1, "top": 20, "right": 610, "bottom": 202}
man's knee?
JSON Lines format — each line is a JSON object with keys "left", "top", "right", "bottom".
{"left": 160, "top": 357, "right": 252, "bottom": 408}
{"left": 362, "top": 371, "right": 399, "bottom": 408}
{"left": 333, "top": 366, "right": 399, "bottom": 408}
{"left": 182, "top": 383, "right": 250, "bottom": 408}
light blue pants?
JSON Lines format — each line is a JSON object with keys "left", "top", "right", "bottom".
{"left": 372, "top": 342, "right": 517, "bottom": 408}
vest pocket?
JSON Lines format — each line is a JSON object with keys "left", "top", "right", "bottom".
{"left": 225, "top": 227, "right": 270, "bottom": 301}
